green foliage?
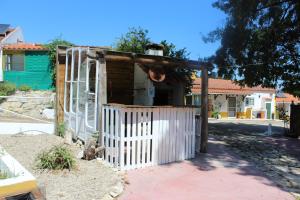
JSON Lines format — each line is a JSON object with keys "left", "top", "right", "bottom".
{"left": 115, "top": 27, "right": 151, "bottom": 53}
{"left": 114, "top": 27, "right": 195, "bottom": 92}
{"left": 18, "top": 85, "right": 31, "bottom": 92}
{"left": 205, "top": 0, "right": 300, "bottom": 96}
{"left": 276, "top": 106, "right": 289, "bottom": 122}
{"left": 36, "top": 145, "right": 75, "bottom": 170}
{"left": 0, "top": 82, "right": 16, "bottom": 96}
{"left": 160, "top": 40, "right": 189, "bottom": 59}
{"left": 57, "top": 122, "right": 65, "bottom": 137}
{"left": 44, "top": 38, "right": 73, "bottom": 87}
{"left": 0, "top": 170, "right": 10, "bottom": 179}
{"left": 0, "top": 82, "right": 16, "bottom": 103}
{"left": 211, "top": 110, "right": 220, "bottom": 118}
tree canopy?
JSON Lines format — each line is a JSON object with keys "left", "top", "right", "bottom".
{"left": 44, "top": 38, "right": 73, "bottom": 87}
{"left": 205, "top": 0, "right": 300, "bottom": 96}
{"left": 115, "top": 27, "right": 194, "bottom": 92}
{"left": 115, "top": 27, "right": 190, "bottom": 59}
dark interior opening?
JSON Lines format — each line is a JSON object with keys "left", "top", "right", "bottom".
{"left": 153, "top": 88, "right": 172, "bottom": 106}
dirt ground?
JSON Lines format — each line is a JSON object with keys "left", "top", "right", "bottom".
{"left": 0, "top": 134, "right": 123, "bottom": 200}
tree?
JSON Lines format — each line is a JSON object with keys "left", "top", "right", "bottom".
{"left": 205, "top": 0, "right": 300, "bottom": 96}
{"left": 114, "top": 27, "right": 194, "bottom": 92}
{"left": 115, "top": 27, "right": 151, "bottom": 53}
{"left": 44, "top": 38, "right": 73, "bottom": 87}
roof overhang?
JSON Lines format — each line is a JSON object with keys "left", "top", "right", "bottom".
{"left": 56, "top": 45, "right": 209, "bottom": 70}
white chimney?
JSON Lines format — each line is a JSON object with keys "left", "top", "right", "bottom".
{"left": 145, "top": 43, "right": 164, "bottom": 56}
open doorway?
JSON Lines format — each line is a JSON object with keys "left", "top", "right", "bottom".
{"left": 153, "top": 88, "right": 172, "bottom": 106}
{"left": 228, "top": 97, "right": 237, "bottom": 117}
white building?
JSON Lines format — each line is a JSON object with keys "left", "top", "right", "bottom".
{"left": 186, "top": 78, "right": 276, "bottom": 119}
{"left": 0, "top": 24, "right": 24, "bottom": 81}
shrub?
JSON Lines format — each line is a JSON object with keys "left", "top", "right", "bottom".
{"left": 36, "top": 145, "right": 75, "bottom": 170}
{"left": 0, "top": 82, "right": 16, "bottom": 96}
{"left": 57, "top": 123, "right": 65, "bottom": 137}
{"left": 211, "top": 110, "right": 220, "bottom": 118}
{"left": 0, "top": 82, "right": 16, "bottom": 103}
{"left": 18, "top": 85, "right": 31, "bottom": 92}
{"left": 0, "top": 170, "right": 10, "bottom": 179}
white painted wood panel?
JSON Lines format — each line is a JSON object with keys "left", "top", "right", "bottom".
{"left": 103, "top": 105, "right": 199, "bottom": 170}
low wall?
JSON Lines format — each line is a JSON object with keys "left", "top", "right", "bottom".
{"left": 0, "top": 146, "right": 38, "bottom": 197}
{"left": 0, "top": 122, "right": 54, "bottom": 135}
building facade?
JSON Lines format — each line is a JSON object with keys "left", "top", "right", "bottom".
{"left": 186, "top": 78, "right": 276, "bottom": 119}
{"left": 1, "top": 43, "right": 52, "bottom": 90}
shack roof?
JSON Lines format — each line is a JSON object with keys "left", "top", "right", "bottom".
{"left": 56, "top": 45, "right": 207, "bottom": 70}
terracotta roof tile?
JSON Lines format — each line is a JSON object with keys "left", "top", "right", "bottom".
{"left": 276, "top": 93, "right": 300, "bottom": 103}
{"left": 3, "top": 43, "right": 48, "bottom": 51}
{"left": 191, "top": 78, "right": 275, "bottom": 94}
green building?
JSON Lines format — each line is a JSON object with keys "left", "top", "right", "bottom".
{"left": 0, "top": 43, "right": 52, "bottom": 90}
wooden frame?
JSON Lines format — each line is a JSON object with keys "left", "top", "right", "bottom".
{"left": 56, "top": 46, "right": 209, "bottom": 153}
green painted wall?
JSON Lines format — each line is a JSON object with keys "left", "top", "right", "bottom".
{"left": 4, "top": 51, "right": 52, "bottom": 90}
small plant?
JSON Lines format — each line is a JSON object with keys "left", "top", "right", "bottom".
{"left": 0, "top": 82, "right": 16, "bottom": 96}
{"left": 57, "top": 122, "right": 65, "bottom": 137}
{"left": 36, "top": 145, "right": 75, "bottom": 170}
{"left": 211, "top": 110, "right": 220, "bottom": 119}
{"left": 18, "top": 84, "right": 31, "bottom": 92}
{"left": 0, "top": 170, "right": 10, "bottom": 179}
{"left": 0, "top": 82, "right": 16, "bottom": 103}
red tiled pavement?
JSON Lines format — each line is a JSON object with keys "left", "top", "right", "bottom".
{"left": 120, "top": 138, "right": 294, "bottom": 200}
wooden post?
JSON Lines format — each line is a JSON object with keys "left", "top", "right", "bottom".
{"left": 97, "top": 57, "right": 107, "bottom": 147}
{"left": 200, "top": 67, "right": 208, "bottom": 153}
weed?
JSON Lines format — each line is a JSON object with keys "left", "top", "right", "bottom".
{"left": 36, "top": 145, "right": 75, "bottom": 170}
{"left": 18, "top": 85, "right": 31, "bottom": 92}
{"left": 0, "top": 170, "right": 10, "bottom": 179}
{"left": 57, "top": 123, "right": 65, "bottom": 137}
{"left": 0, "top": 82, "right": 16, "bottom": 103}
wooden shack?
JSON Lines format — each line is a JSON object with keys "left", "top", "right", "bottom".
{"left": 56, "top": 45, "right": 208, "bottom": 169}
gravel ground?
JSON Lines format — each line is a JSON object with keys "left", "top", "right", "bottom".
{"left": 209, "top": 120, "right": 300, "bottom": 196}
{"left": 0, "top": 134, "right": 123, "bottom": 200}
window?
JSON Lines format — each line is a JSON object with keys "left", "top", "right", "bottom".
{"left": 245, "top": 97, "right": 254, "bottom": 106}
{"left": 5, "top": 54, "right": 24, "bottom": 71}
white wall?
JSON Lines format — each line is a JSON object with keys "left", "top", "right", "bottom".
{"left": 210, "top": 94, "right": 244, "bottom": 113}
{"left": 133, "top": 64, "right": 155, "bottom": 106}
{"left": 244, "top": 93, "right": 275, "bottom": 111}
{"left": 0, "top": 122, "right": 54, "bottom": 135}
{"left": 207, "top": 93, "right": 275, "bottom": 118}
{"left": 0, "top": 27, "right": 24, "bottom": 44}
{"left": 0, "top": 27, "right": 25, "bottom": 81}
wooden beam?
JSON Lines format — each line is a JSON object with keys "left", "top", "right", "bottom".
{"left": 200, "top": 67, "right": 208, "bottom": 153}
{"left": 103, "top": 52, "right": 206, "bottom": 70}
{"left": 55, "top": 46, "right": 66, "bottom": 128}
{"left": 98, "top": 58, "right": 107, "bottom": 147}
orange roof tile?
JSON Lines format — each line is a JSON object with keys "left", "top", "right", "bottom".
{"left": 191, "top": 78, "right": 275, "bottom": 95}
{"left": 3, "top": 43, "right": 48, "bottom": 51}
{"left": 276, "top": 93, "right": 300, "bottom": 103}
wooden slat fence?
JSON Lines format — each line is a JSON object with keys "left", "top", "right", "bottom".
{"left": 103, "top": 105, "right": 199, "bottom": 170}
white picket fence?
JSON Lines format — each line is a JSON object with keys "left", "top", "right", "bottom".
{"left": 102, "top": 104, "right": 199, "bottom": 170}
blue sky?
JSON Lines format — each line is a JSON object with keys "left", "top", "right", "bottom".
{"left": 2, "top": 0, "right": 226, "bottom": 60}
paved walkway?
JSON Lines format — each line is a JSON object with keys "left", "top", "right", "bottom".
{"left": 120, "top": 137, "right": 295, "bottom": 200}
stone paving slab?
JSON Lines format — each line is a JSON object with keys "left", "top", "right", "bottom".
{"left": 120, "top": 138, "right": 295, "bottom": 200}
